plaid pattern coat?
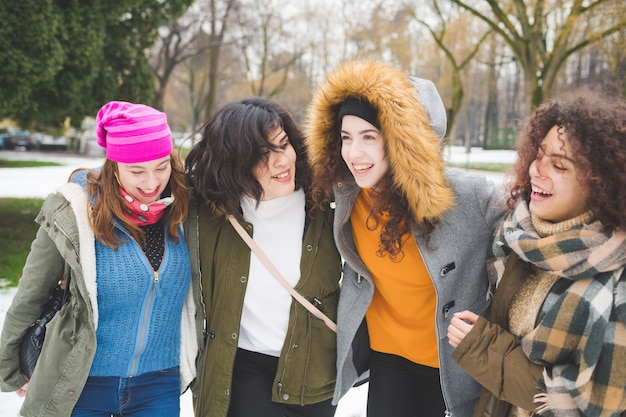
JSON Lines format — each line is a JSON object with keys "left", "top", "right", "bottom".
{"left": 493, "top": 201, "right": 626, "bottom": 416}
{"left": 523, "top": 267, "right": 626, "bottom": 416}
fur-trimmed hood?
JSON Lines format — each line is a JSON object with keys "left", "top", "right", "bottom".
{"left": 304, "top": 60, "right": 456, "bottom": 224}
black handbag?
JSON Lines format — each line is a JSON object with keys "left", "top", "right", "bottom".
{"left": 19, "top": 274, "right": 71, "bottom": 379}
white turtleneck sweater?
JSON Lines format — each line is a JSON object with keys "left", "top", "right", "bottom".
{"left": 239, "top": 189, "right": 305, "bottom": 356}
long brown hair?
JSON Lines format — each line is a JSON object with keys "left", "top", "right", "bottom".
{"left": 84, "top": 151, "right": 188, "bottom": 249}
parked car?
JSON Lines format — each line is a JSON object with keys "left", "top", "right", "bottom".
{"left": 32, "top": 132, "right": 68, "bottom": 151}
{"left": 0, "top": 128, "right": 35, "bottom": 150}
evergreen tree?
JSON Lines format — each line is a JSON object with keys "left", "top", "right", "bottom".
{"left": 0, "top": 0, "right": 193, "bottom": 128}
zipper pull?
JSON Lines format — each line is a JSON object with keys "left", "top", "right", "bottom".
{"left": 154, "top": 271, "right": 159, "bottom": 282}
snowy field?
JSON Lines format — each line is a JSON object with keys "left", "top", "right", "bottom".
{"left": 0, "top": 146, "right": 515, "bottom": 416}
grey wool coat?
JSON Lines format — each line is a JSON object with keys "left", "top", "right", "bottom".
{"left": 332, "top": 172, "right": 505, "bottom": 416}
{"left": 303, "top": 60, "right": 506, "bottom": 416}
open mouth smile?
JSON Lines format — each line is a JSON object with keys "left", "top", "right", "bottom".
{"left": 271, "top": 170, "right": 291, "bottom": 182}
{"left": 531, "top": 184, "right": 552, "bottom": 200}
{"left": 352, "top": 163, "right": 373, "bottom": 174}
{"left": 138, "top": 187, "right": 160, "bottom": 198}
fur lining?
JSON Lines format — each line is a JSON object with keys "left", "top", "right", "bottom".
{"left": 304, "top": 60, "right": 455, "bottom": 224}
{"left": 58, "top": 182, "right": 99, "bottom": 330}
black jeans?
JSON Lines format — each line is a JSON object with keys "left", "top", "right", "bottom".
{"left": 227, "top": 348, "right": 335, "bottom": 417}
{"left": 367, "top": 350, "right": 446, "bottom": 417}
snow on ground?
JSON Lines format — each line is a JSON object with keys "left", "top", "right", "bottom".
{"left": 0, "top": 146, "right": 516, "bottom": 416}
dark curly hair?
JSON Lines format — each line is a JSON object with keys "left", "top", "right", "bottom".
{"left": 509, "top": 89, "right": 626, "bottom": 231}
{"left": 185, "top": 97, "right": 311, "bottom": 221}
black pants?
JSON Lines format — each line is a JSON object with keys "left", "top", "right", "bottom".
{"left": 228, "top": 348, "right": 336, "bottom": 417}
{"left": 367, "top": 350, "right": 446, "bottom": 417}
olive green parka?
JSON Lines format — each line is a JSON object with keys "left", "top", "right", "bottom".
{"left": 184, "top": 193, "right": 342, "bottom": 417}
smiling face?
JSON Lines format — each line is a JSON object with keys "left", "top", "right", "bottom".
{"left": 528, "top": 125, "right": 589, "bottom": 223}
{"left": 340, "top": 115, "right": 389, "bottom": 189}
{"left": 116, "top": 155, "right": 172, "bottom": 204}
{"left": 252, "top": 127, "right": 297, "bottom": 201}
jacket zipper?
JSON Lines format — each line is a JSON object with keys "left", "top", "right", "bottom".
{"left": 116, "top": 224, "right": 162, "bottom": 377}
{"left": 128, "top": 270, "right": 158, "bottom": 377}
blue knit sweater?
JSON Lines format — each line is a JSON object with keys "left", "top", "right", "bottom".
{"left": 69, "top": 170, "right": 191, "bottom": 377}
{"left": 89, "top": 221, "right": 191, "bottom": 377}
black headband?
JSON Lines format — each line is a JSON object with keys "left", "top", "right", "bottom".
{"left": 337, "top": 97, "right": 380, "bottom": 129}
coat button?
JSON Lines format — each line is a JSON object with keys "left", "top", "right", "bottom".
{"left": 306, "top": 244, "right": 313, "bottom": 251}
{"left": 443, "top": 300, "right": 455, "bottom": 318}
{"left": 224, "top": 389, "right": 230, "bottom": 396}
{"left": 231, "top": 332, "right": 237, "bottom": 339}
{"left": 68, "top": 389, "right": 75, "bottom": 396}
{"left": 209, "top": 331, "right": 215, "bottom": 339}
{"left": 283, "top": 394, "right": 289, "bottom": 400}
{"left": 292, "top": 344, "right": 298, "bottom": 349}
{"left": 240, "top": 276, "right": 247, "bottom": 283}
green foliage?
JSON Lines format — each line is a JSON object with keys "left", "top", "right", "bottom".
{"left": 0, "top": 159, "right": 63, "bottom": 168}
{"left": 0, "top": 198, "right": 43, "bottom": 288}
{"left": 0, "top": 0, "right": 194, "bottom": 129}
{"left": 0, "top": 1, "right": 64, "bottom": 116}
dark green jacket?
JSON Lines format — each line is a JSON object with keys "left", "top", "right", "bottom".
{"left": 452, "top": 253, "right": 544, "bottom": 416}
{"left": 184, "top": 193, "right": 342, "bottom": 417}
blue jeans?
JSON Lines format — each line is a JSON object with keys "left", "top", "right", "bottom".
{"left": 71, "top": 367, "right": 180, "bottom": 417}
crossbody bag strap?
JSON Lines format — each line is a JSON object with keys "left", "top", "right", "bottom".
{"left": 227, "top": 215, "right": 337, "bottom": 333}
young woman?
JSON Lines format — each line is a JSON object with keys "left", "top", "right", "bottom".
{"left": 448, "top": 90, "right": 626, "bottom": 417}
{"left": 304, "top": 59, "right": 505, "bottom": 417}
{"left": 184, "top": 97, "right": 342, "bottom": 417}
{"left": 0, "top": 101, "right": 203, "bottom": 417}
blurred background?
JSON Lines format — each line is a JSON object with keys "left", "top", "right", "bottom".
{"left": 1, "top": 0, "right": 625, "bottom": 155}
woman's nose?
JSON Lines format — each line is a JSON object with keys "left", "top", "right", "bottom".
{"left": 271, "top": 150, "right": 288, "bottom": 167}
{"left": 348, "top": 141, "right": 364, "bottom": 159}
{"left": 530, "top": 158, "right": 546, "bottom": 178}
{"left": 144, "top": 172, "right": 160, "bottom": 189}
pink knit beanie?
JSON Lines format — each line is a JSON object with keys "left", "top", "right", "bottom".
{"left": 96, "top": 101, "right": 173, "bottom": 163}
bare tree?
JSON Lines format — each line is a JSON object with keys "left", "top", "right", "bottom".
{"left": 234, "top": 0, "right": 304, "bottom": 98}
{"left": 405, "top": 1, "right": 491, "bottom": 139}
{"left": 201, "top": 0, "right": 238, "bottom": 120}
{"left": 151, "top": 18, "right": 208, "bottom": 110}
{"left": 450, "top": 0, "right": 626, "bottom": 110}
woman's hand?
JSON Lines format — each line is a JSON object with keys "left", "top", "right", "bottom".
{"left": 16, "top": 382, "right": 29, "bottom": 397}
{"left": 447, "top": 310, "right": 478, "bottom": 348}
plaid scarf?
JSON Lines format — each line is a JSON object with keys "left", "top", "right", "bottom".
{"left": 492, "top": 201, "right": 626, "bottom": 416}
